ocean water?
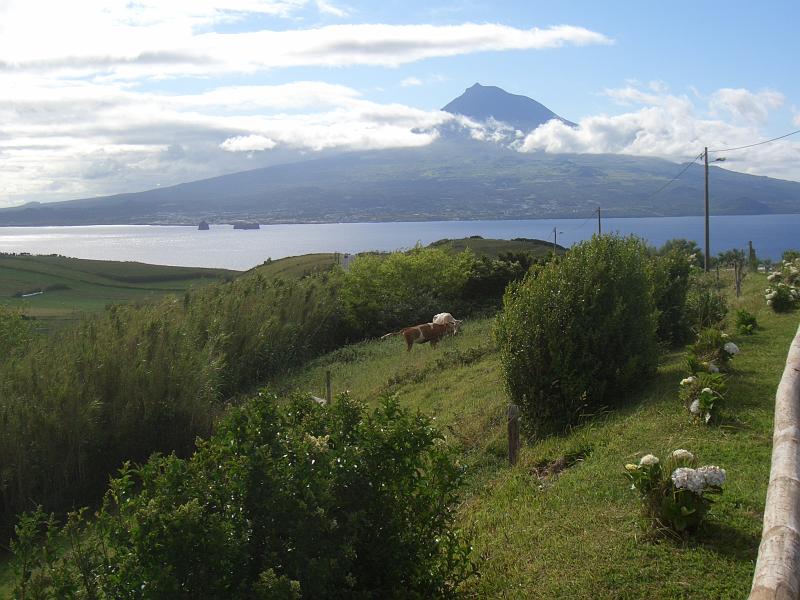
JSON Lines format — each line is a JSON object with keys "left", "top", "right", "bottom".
{"left": 0, "top": 214, "right": 797, "bottom": 271}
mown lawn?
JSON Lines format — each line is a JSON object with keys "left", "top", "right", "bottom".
{"left": 274, "top": 271, "right": 798, "bottom": 599}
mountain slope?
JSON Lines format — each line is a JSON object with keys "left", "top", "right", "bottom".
{"left": 442, "top": 83, "right": 576, "bottom": 130}
{"left": 2, "top": 84, "right": 799, "bottom": 226}
{"left": 2, "top": 138, "right": 798, "bottom": 226}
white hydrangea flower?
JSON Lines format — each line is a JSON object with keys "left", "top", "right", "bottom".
{"left": 689, "top": 399, "right": 701, "bottom": 415}
{"left": 766, "top": 291, "right": 778, "bottom": 300}
{"left": 671, "top": 467, "right": 706, "bottom": 494}
{"left": 767, "top": 272, "right": 778, "bottom": 282}
{"left": 672, "top": 449, "right": 694, "bottom": 462}
{"left": 639, "top": 454, "right": 659, "bottom": 466}
{"left": 708, "top": 363, "right": 720, "bottom": 373}
{"left": 680, "top": 376, "right": 696, "bottom": 386}
{"left": 698, "top": 465, "right": 726, "bottom": 487}
{"left": 724, "top": 342, "right": 739, "bottom": 355}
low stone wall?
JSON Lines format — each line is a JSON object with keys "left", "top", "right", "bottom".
{"left": 750, "top": 324, "right": 800, "bottom": 600}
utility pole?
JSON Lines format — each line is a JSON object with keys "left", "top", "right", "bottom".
{"left": 704, "top": 147, "right": 710, "bottom": 272}
{"left": 552, "top": 227, "right": 557, "bottom": 254}
{"left": 597, "top": 206, "right": 602, "bottom": 235}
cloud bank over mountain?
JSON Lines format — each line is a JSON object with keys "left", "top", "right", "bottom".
{"left": 0, "top": 1, "right": 798, "bottom": 208}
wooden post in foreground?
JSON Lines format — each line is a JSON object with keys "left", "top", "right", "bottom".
{"left": 507, "top": 404, "right": 520, "bottom": 466}
{"left": 325, "top": 370, "right": 332, "bottom": 404}
{"left": 749, "top": 325, "right": 800, "bottom": 599}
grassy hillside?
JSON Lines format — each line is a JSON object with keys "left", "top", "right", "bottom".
{"left": 244, "top": 252, "right": 340, "bottom": 278}
{"left": 272, "top": 272, "right": 797, "bottom": 599}
{"left": 429, "top": 236, "right": 560, "bottom": 258}
{"left": 0, "top": 254, "right": 238, "bottom": 328}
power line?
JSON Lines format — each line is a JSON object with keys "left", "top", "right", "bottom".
{"left": 645, "top": 152, "right": 704, "bottom": 200}
{"left": 709, "top": 129, "right": 800, "bottom": 154}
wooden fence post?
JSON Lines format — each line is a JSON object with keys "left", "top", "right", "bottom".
{"left": 507, "top": 404, "right": 520, "bottom": 466}
{"left": 325, "top": 370, "right": 332, "bottom": 404}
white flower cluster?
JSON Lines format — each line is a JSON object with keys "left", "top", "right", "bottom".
{"left": 697, "top": 465, "right": 726, "bottom": 487}
{"left": 671, "top": 449, "right": 694, "bottom": 462}
{"left": 689, "top": 398, "right": 701, "bottom": 415}
{"left": 671, "top": 465, "right": 726, "bottom": 494}
{"left": 723, "top": 342, "right": 739, "bottom": 355}
{"left": 639, "top": 454, "right": 659, "bottom": 466}
{"left": 680, "top": 376, "right": 696, "bottom": 386}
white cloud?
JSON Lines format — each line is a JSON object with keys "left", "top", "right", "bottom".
{"left": 0, "top": 76, "right": 471, "bottom": 205}
{"left": 219, "top": 135, "right": 277, "bottom": 152}
{"left": 0, "top": 18, "right": 612, "bottom": 78}
{"left": 519, "top": 84, "right": 800, "bottom": 182}
{"left": 315, "top": 0, "right": 348, "bottom": 17}
{"left": 401, "top": 77, "right": 423, "bottom": 87}
{"left": 709, "top": 88, "right": 785, "bottom": 125}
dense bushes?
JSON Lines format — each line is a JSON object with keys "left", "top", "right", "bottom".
{"left": 10, "top": 392, "right": 475, "bottom": 599}
{"left": 339, "top": 246, "right": 474, "bottom": 339}
{"left": 650, "top": 248, "right": 692, "bottom": 344}
{"left": 1, "top": 245, "right": 529, "bottom": 535}
{"left": 0, "top": 273, "right": 348, "bottom": 532}
{"left": 685, "top": 274, "right": 728, "bottom": 331}
{"left": 495, "top": 235, "right": 659, "bottom": 436}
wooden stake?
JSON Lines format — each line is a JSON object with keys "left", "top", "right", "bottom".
{"left": 507, "top": 404, "right": 520, "bottom": 466}
{"left": 325, "top": 370, "right": 332, "bottom": 404}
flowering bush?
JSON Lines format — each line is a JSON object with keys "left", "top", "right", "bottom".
{"left": 765, "top": 283, "right": 798, "bottom": 312}
{"left": 679, "top": 372, "right": 726, "bottom": 424}
{"left": 625, "top": 450, "right": 726, "bottom": 532}
{"left": 766, "top": 258, "right": 800, "bottom": 312}
{"left": 685, "top": 328, "right": 739, "bottom": 374}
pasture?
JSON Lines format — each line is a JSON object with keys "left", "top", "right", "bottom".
{"left": 273, "top": 271, "right": 797, "bottom": 599}
{"left": 0, "top": 254, "right": 238, "bottom": 329}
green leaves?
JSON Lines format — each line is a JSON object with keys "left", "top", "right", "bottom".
{"left": 496, "top": 235, "right": 659, "bottom": 436}
{"left": 10, "top": 391, "right": 475, "bottom": 599}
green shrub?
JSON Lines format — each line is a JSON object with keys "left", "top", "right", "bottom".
{"left": 735, "top": 309, "right": 757, "bottom": 335}
{"left": 340, "top": 246, "right": 475, "bottom": 338}
{"left": 0, "top": 307, "right": 33, "bottom": 363}
{"left": 10, "top": 392, "right": 476, "bottom": 599}
{"left": 782, "top": 250, "right": 800, "bottom": 262}
{"left": 649, "top": 248, "right": 692, "bottom": 344}
{"left": 685, "top": 274, "right": 728, "bottom": 331}
{"left": 495, "top": 235, "right": 659, "bottom": 436}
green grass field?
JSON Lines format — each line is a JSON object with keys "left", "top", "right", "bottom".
{"left": 272, "top": 271, "right": 797, "bottom": 599}
{"left": 0, "top": 254, "right": 239, "bottom": 329}
{"left": 2, "top": 249, "right": 794, "bottom": 598}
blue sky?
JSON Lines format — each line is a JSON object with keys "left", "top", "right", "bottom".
{"left": 1, "top": 0, "right": 798, "bottom": 207}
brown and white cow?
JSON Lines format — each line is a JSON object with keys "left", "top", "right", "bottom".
{"left": 432, "top": 312, "right": 463, "bottom": 335}
{"left": 381, "top": 322, "right": 451, "bottom": 351}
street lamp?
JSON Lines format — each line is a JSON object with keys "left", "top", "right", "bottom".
{"left": 552, "top": 227, "right": 564, "bottom": 255}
